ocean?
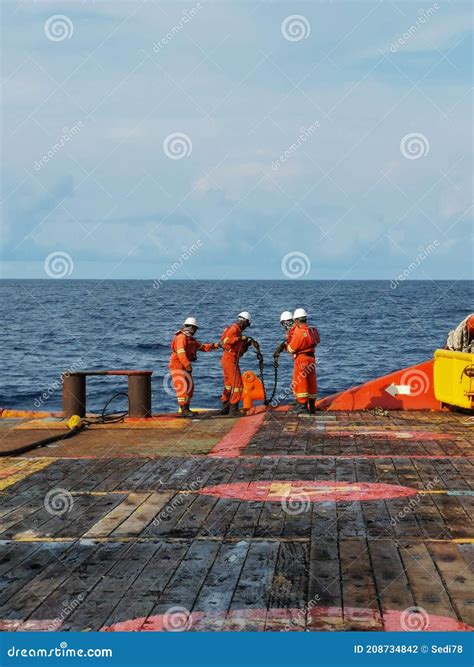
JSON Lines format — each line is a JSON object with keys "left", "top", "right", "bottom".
{"left": 1, "top": 280, "right": 472, "bottom": 413}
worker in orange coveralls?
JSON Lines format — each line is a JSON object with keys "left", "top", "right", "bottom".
{"left": 286, "top": 308, "right": 320, "bottom": 414}
{"left": 219, "top": 311, "right": 252, "bottom": 415}
{"left": 169, "top": 317, "right": 220, "bottom": 417}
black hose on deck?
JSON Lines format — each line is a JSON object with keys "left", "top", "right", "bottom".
{"left": 1, "top": 391, "right": 131, "bottom": 457}
{"left": 0, "top": 425, "right": 84, "bottom": 458}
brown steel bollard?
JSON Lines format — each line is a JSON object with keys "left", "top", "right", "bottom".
{"left": 128, "top": 372, "right": 152, "bottom": 418}
{"left": 62, "top": 373, "right": 86, "bottom": 418}
{"left": 62, "top": 370, "right": 153, "bottom": 419}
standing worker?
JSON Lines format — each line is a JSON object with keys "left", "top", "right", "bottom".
{"left": 169, "top": 317, "right": 220, "bottom": 416}
{"left": 220, "top": 311, "right": 252, "bottom": 415}
{"left": 286, "top": 308, "right": 320, "bottom": 414}
{"left": 274, "top": 311, "right": 294, "bottom": 358}
{"left": 273, "top": 310, "right": 295, "bottom": 374}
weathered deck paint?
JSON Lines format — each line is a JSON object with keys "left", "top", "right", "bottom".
{"left": 208, "top": 412, "right": 266, "bottom": 457}
{"left": 0, "top": 408, "right": 472, "bottom": 632}
{"left": 195, "top": 480, "right": 419, "bottom": 502}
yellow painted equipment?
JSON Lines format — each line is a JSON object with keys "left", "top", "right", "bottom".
{"left": 434, "top": 349, "right": 474, "bottom": 410}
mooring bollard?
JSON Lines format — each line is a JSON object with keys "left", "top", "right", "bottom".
{"left": 62, "top": 373, "right": 87, "bottom": 418}
{"left": 62, "top": 370, "right": 153, "bottom": 419}
{"left": 127, "top": 372, "right": 152, "bottom": 418}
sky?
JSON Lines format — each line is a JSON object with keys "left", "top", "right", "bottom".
{"left": 1, "top": 0, "right": 473, "bottom": 280}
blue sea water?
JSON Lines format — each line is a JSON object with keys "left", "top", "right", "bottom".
{"left": 1, "top": 280, "right": 472, "bottom": 413}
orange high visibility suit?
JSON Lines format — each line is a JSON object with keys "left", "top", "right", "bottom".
{"left": 169, "top": 332, "right": 217, "bottom": 407}
{"left": 220, "top": 323, "right": 251, "bottom": 405}
{"left": 286, "top": 323, "right": 320, "bottom": 404}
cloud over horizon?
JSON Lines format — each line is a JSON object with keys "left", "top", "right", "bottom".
{"left": 1, "top": 0, "right": 472, "bottom": 280}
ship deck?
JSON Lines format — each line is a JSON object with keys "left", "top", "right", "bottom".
{"left": 0, "top": 408, "right": 473, "bottom": 632}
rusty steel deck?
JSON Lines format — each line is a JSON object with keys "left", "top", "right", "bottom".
{"left": 0, "top": 409, "right": 473, "bottom": 632}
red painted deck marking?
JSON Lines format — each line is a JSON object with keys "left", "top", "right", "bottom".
{"left": 100, "top": 607, "right": 472, "bottom": 632}
{"left": 209, "top": 412, "right": 266, "bottom": 458}
{"left": 197, "top": 480, "right": 418, "bottom": 502}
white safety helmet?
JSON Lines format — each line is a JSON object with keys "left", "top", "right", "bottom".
{"left": 280, "top": 311, "right": 293, "bottom": 323}
{"left": 237, "top": 311, "right": 252, "bottom": 326}
{"left": 293, "top": 308, "right": 308, "bottom": 320}
{"left": 183, "top": 317, "right": 199, "bottom": 328}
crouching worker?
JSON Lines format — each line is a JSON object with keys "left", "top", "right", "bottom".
{"left": 287, "top": 308, "right": 320, "bottom": 414}
{"left": 220, "top": 311, "right": 252, "bottom": 416}
{"left": 169, "top": 317, "right": 220, "bottom": 416}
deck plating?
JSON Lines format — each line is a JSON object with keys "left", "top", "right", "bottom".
{"left": 0, "top": 409, "right": 472, "bottom": 632}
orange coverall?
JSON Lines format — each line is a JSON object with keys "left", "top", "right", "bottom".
{"left": 169, "top": 332, "right": 216, "bottom": 407}
{"left": 220, "top": 323, "right": 250, "bottom": 405}
{"left": 286, "top": 324, "right": 320, "bottom": 404}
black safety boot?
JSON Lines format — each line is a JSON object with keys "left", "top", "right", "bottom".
{"left": 229, "top": 404, "right": 244, "bottom": 416}
{"left": 294, "top": 402, "right": 308, "bottom": 414}
{"left": 219, "top": 403, "right": 230, "bottom": 415}
{"left": 180, "top": 405, "right": 194, "bottom": 417}
{"left": 308, "top": 399, "right": 316, "bottom": 415}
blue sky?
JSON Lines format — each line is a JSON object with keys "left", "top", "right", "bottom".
{"left": 1, "top": 0, "right": 472, "bottom": 280}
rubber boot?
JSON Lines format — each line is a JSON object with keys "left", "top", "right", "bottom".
{"left": 308, "top": 399, "right": 316, "bottom": 415}
{"left": 180, "top": 404, "right": 194, "bottom": 417}
{"left": 229, "top": 403, "right": 244, "bottom": 417}
{"left": 219, "top": 403, "right": 230, "bottom": 415}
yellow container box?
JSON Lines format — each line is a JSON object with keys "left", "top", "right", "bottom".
{"left": 434, "top": 349, "right": 474, "bottom": 410}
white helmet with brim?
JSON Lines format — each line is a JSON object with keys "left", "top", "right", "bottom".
{"left": 293, "top": 308, "right": 308, "bottom": 320}
{"left": 237, "top": 311, "right": 252, "bottom": 326}
{"left": 280, "top": 311, "right": 293, "bottom": 323}
{"left": 184, "top": 317, "right": 199, "bottom": 328}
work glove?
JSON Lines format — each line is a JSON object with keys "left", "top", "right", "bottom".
{"left": 213, "top": 342, "right": 221, "bottom": 349}
{"left": 241, "top": 335, "right": 247, "bottom": 341}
